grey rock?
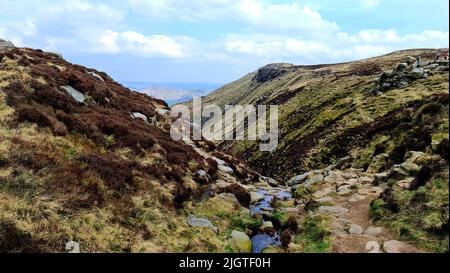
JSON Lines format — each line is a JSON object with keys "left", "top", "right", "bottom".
{"left": 250, "top": 192, "right": 265, "bottom": 203}
{"left": 0, "top": 38, "right": 15, "bottom": 52}
{"left": 286, "top": 173, "right": 309, "bottom": 186}
{"left": 374, "top": 172, "right": 389, "bottom": 185}
{"left": 217, "top": 193, "right": 240, "bottom": 206}
{"left": 304, "top": 174, "right": 324, "bottom": 187}
{"left": 187, "top": 216, "right": 217, "bottom": 233}
{"left": 348, "top": 224, "right": 363, "bottom": 235}
{"left": 65, "top": 241, "right": 80, "bottom": 253}
{"left": 219, "top": 165, "right": 234, "bottom": 174}
{"left": 405, "top": 56, "right": 417, "bottom": 65}
{"left": 316, "top": 196, "right": 334, "bottom": 204}
{"left": 212, "top": 157, "right": 226, "bottom": 166}
{"left": 382, "top": 240, "right": 411, "bottom": 253}
{"left": 132, "top": 112, "right": 148, "bottom": 123}
{"left": 87, "top": 71, "right": 104, "bottom": 81}
{"left": 364, "top": 226, "right": 383, "bottom": 236}
{"left": 230, "top": 230, "right": 252, "bottom": 253}
{"left": 407, "top": 68, "right": 424, "bottom": 79}
{"left": 60, "top": 86, "right": 86, "bottom": 103}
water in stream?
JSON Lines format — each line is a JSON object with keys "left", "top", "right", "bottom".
{"left": 249, "top": 189, "right": 293, "bottom": 253}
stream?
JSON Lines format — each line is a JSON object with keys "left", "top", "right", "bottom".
{"left": 250, "top": 188, "right": 293, "bottom": 253}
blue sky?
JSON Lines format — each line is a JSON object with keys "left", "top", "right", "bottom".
{"left": 1, "top": 0, "right": 449, "bottom": 84}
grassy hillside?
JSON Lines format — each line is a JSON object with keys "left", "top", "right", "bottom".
{"left": 0, "top": 47, "right": 261, "bottom": 252}
{"left": 194, "top": 49, "right": 449, "bottom": 252}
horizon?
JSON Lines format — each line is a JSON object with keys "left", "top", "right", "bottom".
{"left": 1, "top": 0, "right": 449, "bottom": 85}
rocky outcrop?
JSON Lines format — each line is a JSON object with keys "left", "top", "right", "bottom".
{"left": 254, "top": 63, "right": 295, "bottom": 83}
{"left": 0, "top": 38, "right": 15, "bottom": 53}
{"left": 370, "top": 55, "right": 449, "bottom": 94}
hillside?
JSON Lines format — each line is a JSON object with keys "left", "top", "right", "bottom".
{"left": 0, "top": 45, "right": 270, "bottom": 253}
{"left": 189, "top": 49, "right": 450, "bottom": 252}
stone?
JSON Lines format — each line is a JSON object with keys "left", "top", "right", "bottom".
{"left": 374, "top": 172, "right": 389, "bottom": 185}
{"left": 337, "top": 185, "right": 351, "bottom": 193}
{"left": 212, "top": 157, "right": 226, "bottom": 166}
{"left": 201, "top": 191, "right": 215, "bottom": 201}
{"left": 65, "top": 241, "right": 80, "bottom": 253}
{"left": 316, "top": 196, "right": 334, "bottom": 204}
{"left": 157, "top": 108, "right": 170, "bottom": 115}
{"left": 132, "top": 112, "right": 148, "bottom": 123}
{"left": 261, "top": 245, "right": 282, "bottom": 253}
{"left": 368, "top": 153, "right": 389, "bottom": 173}
{"left": 263, "top": 177, "right": 278, "bottom": 187}
{"left": 286, "top": 173, "right": 309, "bottom": 186}
{"left": 348, "top": 224, "right": 363, "bottom": 235}
{"left": 304, "top": 174, "right": 324, "bottom": 187}
{"left": 196, "top": 170, "right": 207, "bottom": 178}
{"left": 405, "top": 56, "right": 417, "bottom": 65}
{"left": 187, "top": 216, "right": 218, "bottom": 233}
{"left": 364, "top": 226, "right": 383, "bottom": 236}
{"left": 382, "top": 240, "right": 412, "bottom": 253}
{"left": 230, "top": 230, "right": 252, "bottom": 253}
{"left": 87, "top": 71, "right": 104, "bottom": 81}
{"left": 259, "top": 221, "right": 274, "bottom": 231}
{"left": 250, "top": 192, "right": 265, "bottom": 203}
{"left": 399, "top": 162, "right": 421, "bottom": 174}
{"left": 312, "top": 188, "right": 333, "bottom": 199}
{"left": 0, "top": 38, "right": 15, "bottom": 52}
{"left": 407, "top": 68, "right": 424, "bottom": 79}
{"left": 335, "top": 156, "right": 352, "bottom": 170}
{"left": 359, "top": 176, "right": 373, "bottom": 184}
{"left": 395, "top": 62, "right": 408, "bottom": 71}
{"left": 318, "top": 206, "right": 349, "bottom": 215}
{"left": 397, "top": 177, "right": 415, "bottom": 189}
{"left": 218, "top": 165, "right": 234, "bottom": 174}
{"left": 60, "top": 86, "right": 86, "bottom": 103}
{"left": 217, "top": 193, "right": 240, "bottom": 206}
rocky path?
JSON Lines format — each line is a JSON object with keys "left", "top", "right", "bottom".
{"left": 294, "top": 168, "right": 421, "bottom": 253}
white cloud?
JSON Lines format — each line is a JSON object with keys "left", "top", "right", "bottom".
{"left": 96, "top": 30, "right": 186, "bottom": 57}
{"left": 128, "top": 0, "right": 338, "bottom": 34}
{"left": 361, "top": 0, "right": 380, "bottom": 9}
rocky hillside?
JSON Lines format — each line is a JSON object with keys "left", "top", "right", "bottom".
{"left": 189, "top": 49, "right": 449, "bottom": 252}
{"left": 0, "top": 44, "right": 269, "bottom": 253}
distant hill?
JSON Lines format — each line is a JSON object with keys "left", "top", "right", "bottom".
{"left": 123, "top": 82, "right": 222, "bottom": 105}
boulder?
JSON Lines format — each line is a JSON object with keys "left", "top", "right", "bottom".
{"left": 230, "top": 230, "right": 252, "bottom": 253}
{"left": 348, "top": 224, "right": 363, "bottom": 235}
{"left": 395, "top": 62, "right": 408, "bottom": 71}
{"left": 132, "top": 112, "right": 148, "bottom": 123}
{"left": 316, "top": 196, "right": 334, "bottom": 204}
{"left": 382, "top": 240, "right": 413, "bottom": 253}
{"left": 304, "top": 174, "right": 324, "bottom": 187}
{"left": 407, "top": 68, "right": 424, "bottom": 79}
{"left": 261, "top": 245, "right": 282, "bottom": 253}
{"left": 364, "top": 226, "right": 383, "bottom": 236}
{"left": 367, "top": 153, "right": 389, "bottom": 173}
{"left": 405, "top": 56, "right": 417, "bottom": 65}
{"left": 187, "top": 216, "right": 218, "bottom": 233}
{"left": 374, "top": 172, "right": 389, "bottom": 185}
{"left": 218, "top": 165, "right": 234, "bottom": 174}
{"left": 217, "top": 193, "right": 240, "bottom": 206}
{"left": 259, "top": 221, "right": 274, "bottom": 231}
{"left": 87, "top": 71, "right": 104, "bottom": 81}
{"left": 365, "top": 241, "right": 381, "bottom": 253}
{"left": 286, "top": 173, "right": 309, "bottom": 186}
{"left": 60, "top": 86, "right": 86, "bottom": 104}
{"left": 335, "top": 156, "right": 353, "bottom": 170}
{"left": 263, "top": 177, "right": 278, "bottom": 187}
{"left": 212, "top": 157, "right": 226, "bottom": 166}
{"left": 250, "top": 192, "right": 265, "bottom": 203}
{"left": 65, "top": 241, "right": 80, "bottom": 253}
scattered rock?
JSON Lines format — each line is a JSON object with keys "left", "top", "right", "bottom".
{"left": 65, "top": 241, "right": 80, "bottom": 253}
{"left": 407, "top": 68, "right": 424, "bottom": 79}
{"left": 132, "top": 112, "right": 148, "bottom": 123}
{"left": 217, "top": 193, "right": 240, "bottom": 206}
{"left": 230, "top": 230, "right": 252, "bottom": 253}
{"left": 187, "top": 216, "right": 218, "bottom": 233}
{"left": 218, "top": 165, "right": 234, "bottom": 174}
{"left": 87, "top": 71, "right": 104, "bottom": 81}
{"left": 316, "top": 196, "right": 334, "bottom": 204}
{"left": 304, "top": 174, "right": 324, "bottom": 187}
{"left": 261, "top": 245, "right": 282, "bottom": 253}
{"left": 364, "top": 227, "right": 383, "bottom": 236}
{"left": 382, "top": 240, "right": 413, "bottom": 253}
{"left": 250, "top": 191, "right": 265, "bottom": 204}
{"left": 60, "top": 86, "right": 86, "bottom": 103}
{"left": 259, "top": 221, "right": 274, "bottom": 231}
{"left": 348, "top": 224, "right": 363, "bottom": 235}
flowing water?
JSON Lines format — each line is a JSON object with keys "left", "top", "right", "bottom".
{"left": 250, "top": 188, "right": 293, "bottom": 253}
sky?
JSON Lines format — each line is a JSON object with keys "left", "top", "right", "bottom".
{"left": 1, "top": 0, "right": 449, "bottom": 84}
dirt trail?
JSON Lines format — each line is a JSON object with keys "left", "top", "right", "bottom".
{"left": 308, "top": 169, "right": 421, "bottom": 253}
